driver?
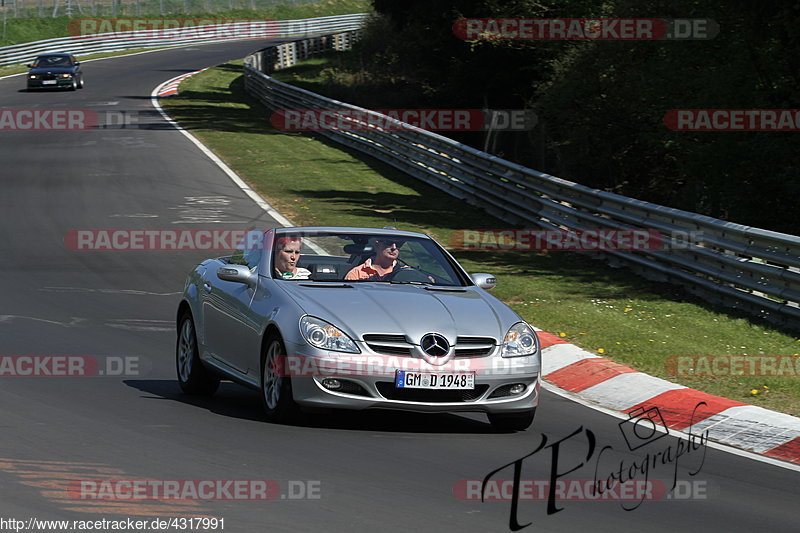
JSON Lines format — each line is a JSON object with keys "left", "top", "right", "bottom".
{"left": 345, "top": 238, "right": 407, "bottom": 281}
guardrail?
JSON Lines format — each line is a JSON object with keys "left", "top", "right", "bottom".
{"left": 0, "top": 13, "right": 369, "bottom": 68}
{"left": 243, "top": 38, "right": 800, "bottom": 328}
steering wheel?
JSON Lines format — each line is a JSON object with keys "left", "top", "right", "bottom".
{"left": 385, "top": 267, "right": 435, "bottom": 283}
{"left": 384, "top": 259, "right": 437, "bottom": 283}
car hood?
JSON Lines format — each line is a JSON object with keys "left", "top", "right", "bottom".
{"left": 29, "top": 67, "right": 75, "bottom": 74}
{"left": 276, "top": 282, "right": 521, "bottom": 343}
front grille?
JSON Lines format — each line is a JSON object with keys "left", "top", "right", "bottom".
{"left": 455, "top": 336, "right": 496, "bottom": 357}
{"left": 368, "top": 345, "right": 413, "bottom": 355}
{"left": 363, "top": 333, "right": 413, "bottom": 356}
{"left": 376, "top": 382, "right": 489, "bottom": 402}
{"left": 457, "top": 336, "right": 494, "bottom": 343}
{"left": 454, "top": 347, "right": 494, "bottom": 356}
{"left": 363, "top": 334, "right": 407, "bottom": 343}
{"left": 363, "top": 333, "right": 497, "bottom": 357}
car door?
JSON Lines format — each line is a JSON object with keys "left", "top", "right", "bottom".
{"left": 201, "top": 249, "right": 264, "bottom": 376}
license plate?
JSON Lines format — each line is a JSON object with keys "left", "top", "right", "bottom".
{"left": 395, "top": 370, "right": 475, "bottom": 389}
{"left": 42, "top": 80, "right": 57, "bottom": 85}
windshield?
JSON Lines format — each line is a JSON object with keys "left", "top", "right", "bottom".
{"left": 269, "top": 231, "right": 467, "bottom": 286}
{"left": 33, "top": 56, "right": 72, "bottom": 67}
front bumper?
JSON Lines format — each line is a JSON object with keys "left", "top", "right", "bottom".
{"left": 27, "top": 78, "right": 73, "bottom": 89}
{"left": 284, "top": 347, "right": 541, "bottom": 415}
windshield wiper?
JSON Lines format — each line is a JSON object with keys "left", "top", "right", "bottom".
{"left": 388, "top": 280, "right": 433, "bottom": 285}
{"left": 298, "top": 283, "right": 353, "bottom": 288}
{"left": 423, "top": 286, "right": 467, "bottom": 292}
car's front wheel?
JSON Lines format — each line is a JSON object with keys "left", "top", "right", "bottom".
{"left": 77, "top": 75, "right": 84, "bottom": 89}
{"left": 488, "top": 409, "right": 536, "bottom": 432}
{"left": 260, "top": 333, "right": 299, "bottom": 423}
{"left": 176, "top": 311, "right": 219, "bottom": 395}
{"left": 69, "top": 78, "right": 78, "bottom": 91}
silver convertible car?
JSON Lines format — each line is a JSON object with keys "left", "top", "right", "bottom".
{"left": 176, "top": 227, "right": 541, "bottom": 430}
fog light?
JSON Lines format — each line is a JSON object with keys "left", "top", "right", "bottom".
{"left": 510, "top": 384, "right": 526, "bottom": 395}
{"left": 322, "top": 378, "right": 342, "bottom": 390}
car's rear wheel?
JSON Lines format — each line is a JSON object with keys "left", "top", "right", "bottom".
{"left": 176, "top": 312, "right": 219, "bottom": 395}
{"left": 260, "top": 333, "right": 299, "bottom": 423}
{"left": 488, "top": 409, "right": 536, "bottom": 432}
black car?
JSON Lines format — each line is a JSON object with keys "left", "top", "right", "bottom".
{"left": 26, "top": 53, "right": 84, "bottom": 91}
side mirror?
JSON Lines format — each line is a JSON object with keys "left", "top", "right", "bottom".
{"left": 470, "top": 273, "right": 497, "bottom": 290}
{"left": 217, "top": 264, "right": 257, "bottom": 288}
{"left": 26, "top": 63, "right": 33, "bottom": 68}
{"left": 74, "top": 61, "right": 80, "bottom": 66}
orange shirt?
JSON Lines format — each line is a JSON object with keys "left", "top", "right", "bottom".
{"left": 344, "top": 258, "right": 397, "bottom": 281}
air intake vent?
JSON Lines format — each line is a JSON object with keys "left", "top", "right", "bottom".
{"left": 376, "top": 382, "right": 489, "bottom": 402}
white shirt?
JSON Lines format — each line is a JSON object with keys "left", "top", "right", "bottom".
{"left": 276, "top": 267, "right": 311, "bottom": 280}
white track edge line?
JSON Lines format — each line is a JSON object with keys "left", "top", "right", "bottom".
{"left": 150, "top": 74, "right": 294, "bottom": 229}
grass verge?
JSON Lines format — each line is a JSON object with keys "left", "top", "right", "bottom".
{"left": 161, "top": 59, "right": 800, "bottom": 417}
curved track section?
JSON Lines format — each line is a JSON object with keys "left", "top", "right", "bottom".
{"left": 0, "top": 42, "right": 797, "bottom": 532}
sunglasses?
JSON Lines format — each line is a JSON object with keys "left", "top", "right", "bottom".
{"left": 377, "top": 239, "right": 404, "bottom": 249}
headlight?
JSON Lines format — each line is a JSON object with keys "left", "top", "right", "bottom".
{"left": 300, "top": 316, "right": 360, "bottom": 353}
{"left": 501, "top": 322, "right": 539, "bottom": 358}
{"left": 57, "top": 73, "right": 71, "bottom": 78}
{"left": 28, "top": 75, "right": 39, "bottom": 79}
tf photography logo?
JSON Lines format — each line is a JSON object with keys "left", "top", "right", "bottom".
{"left": 476, "top": 404, "right": 709, "bottom": 530}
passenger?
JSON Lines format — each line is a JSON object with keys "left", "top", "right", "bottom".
{"left": 274, "top": 236, "right": 311, "bottom": 280}
{"left": 345, "top": 238, "right": 406, "bottom": 281}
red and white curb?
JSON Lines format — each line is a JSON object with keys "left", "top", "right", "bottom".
{"left": 156, "top": 68, "right": 207, "bottom": 97}
{"left": 535, "top": 329, "right": 800, "bottom": 464}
